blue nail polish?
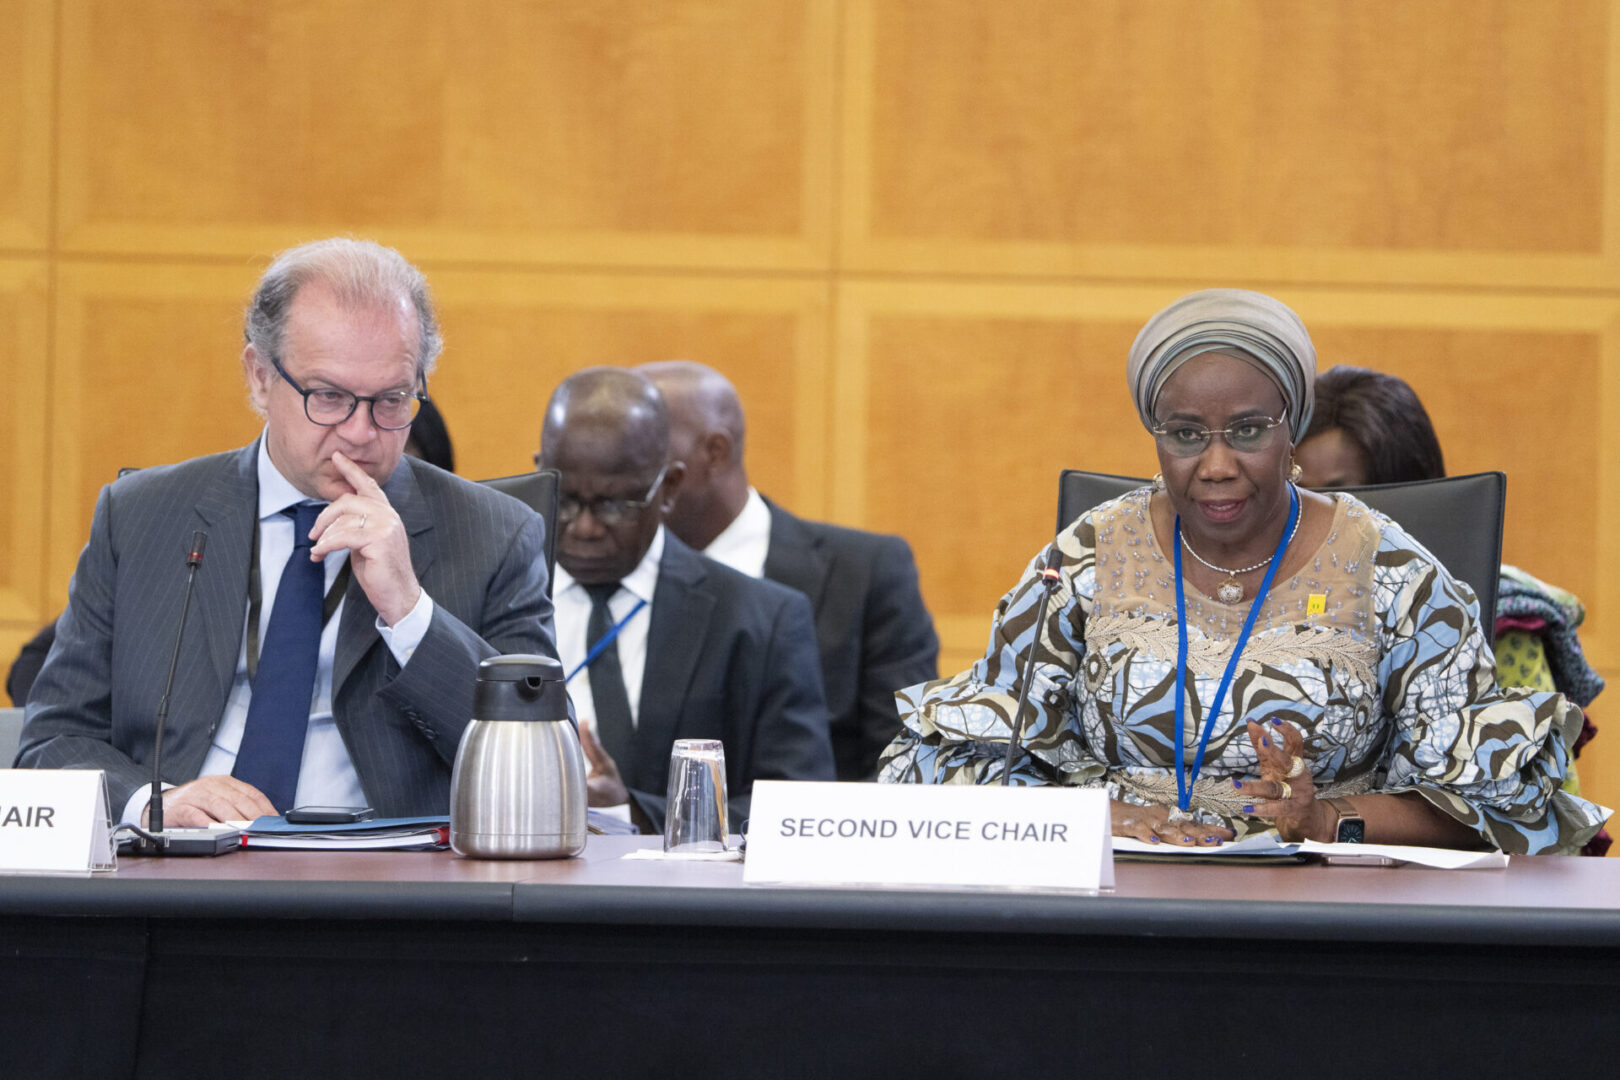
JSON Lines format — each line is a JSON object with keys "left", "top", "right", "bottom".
{"left": 1202, "top": 836, "right": 1217, "bottom": 844}
{"left": 1242, "top": 804, "right": 1254, "bottom": 814}
{"left": 1148, "top": 835, "right": 1160, "bottom": 844}
{"left": 1271, "top": 718, "right": 1283, "bottom": 726}
{"left": 1261, "top": 736, "right": 1270, "bottom": 747}
{"left": 1232, "top": 778, "right": 1243, "bottom": 789}
{"left": 1180, "top": 836, "right": 1193, "bottom": 844}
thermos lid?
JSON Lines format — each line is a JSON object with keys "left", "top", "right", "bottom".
{"left": 476, "top": 654, "right": 565, "bottom": 683}
{"left": 472, "top": 654, "right": 571, "bottom": 723}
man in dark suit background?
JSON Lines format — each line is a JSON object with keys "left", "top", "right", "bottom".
{"left": 638, "top": 361, "right": 938, "bottom": 780}
{"left": 536, "top": 368, "right": 833, "bottom": 831}
{"left": 18, "top": 238, "right": 556, "bottom": 825}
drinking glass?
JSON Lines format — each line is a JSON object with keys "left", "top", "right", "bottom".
{"left": 663, "top": 739, "right": 728, "bottom": 854}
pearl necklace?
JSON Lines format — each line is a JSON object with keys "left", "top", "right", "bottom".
{"left": 1180, "top": 501, "right": 1303, "bottom": 604}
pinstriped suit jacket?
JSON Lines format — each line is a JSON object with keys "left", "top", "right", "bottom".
{"left": 18, "top": 441, "right": 557, "bottom": 816}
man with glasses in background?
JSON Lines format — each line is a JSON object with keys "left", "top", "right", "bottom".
{"left": 18, "top": 238, "right": 558, "bottom": 827}
{"left": 537, "top": 368, "right": 832, "bottom": 832}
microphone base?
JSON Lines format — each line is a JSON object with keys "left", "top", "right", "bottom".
{"left": 124, "top": 826, "right": 243, "bottom": 857}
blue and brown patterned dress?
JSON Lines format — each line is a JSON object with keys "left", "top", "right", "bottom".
{"left": 880, "top": 488, "right": 1609, "bottom": 854}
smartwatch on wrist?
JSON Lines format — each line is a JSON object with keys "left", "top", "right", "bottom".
{"left": 1324, "top": 797, "right": 1365, "bottom": 844}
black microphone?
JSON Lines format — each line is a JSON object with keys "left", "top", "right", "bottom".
{"left": 1001, "top": 546, "right": 1065, "bottom": 786}
{"left": 131, "top": 531, "right": 210, "bottom": 854}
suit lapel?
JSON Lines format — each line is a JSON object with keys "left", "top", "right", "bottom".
{"left": 190, "top": 444, "right": 259, "bottom": 716}
{"left": 633, "top": 537, "right": 714, "bottom": 791}
{"left": 333, "top": 458, "right": 434, "bottom": 694}
{"left": 762, "top": 500, "right": 831, "bottom": 611}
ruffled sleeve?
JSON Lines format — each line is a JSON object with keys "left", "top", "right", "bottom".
{"left": 878, "top": 520, "right": 1104, "bottom": 788}
{"left": 1373, "top": 523, "right": 1610, "bottom": 854}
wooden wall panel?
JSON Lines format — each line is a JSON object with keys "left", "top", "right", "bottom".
{"left": 835, "top": 284, "right": 1173, "bottom": 673}
{"left": 56, "top": 0, "right": 837, "bottom": 269}
{"left": 48, "top": 262, "right": 265, "bottom": 600}
{"left": 0, "top": 260, "right": 51, "bottom": 669}
{"left": 427, "top": 271, "right": 831, "bottom": 512}
{"left": 0, "top": 0, "right": 54, "bottom": 251}
{"left": 844, "top": 0, "right": 1618, "bottom": 287}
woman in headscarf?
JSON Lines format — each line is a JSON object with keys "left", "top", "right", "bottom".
{"left": 880, "top": 289, "right": 1607, "bottom": 854}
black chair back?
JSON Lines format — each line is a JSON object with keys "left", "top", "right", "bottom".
{"left": 1055, "top": 469, "right": 1506, "bottom": 638}
{"left": 1053, "top": 471, "right": 1142, "bottom": 534}
{"left": 478, "top": 469, "right": 561, "bottom": 593}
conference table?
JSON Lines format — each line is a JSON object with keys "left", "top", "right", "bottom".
{"left": 3, "top": 837, "right": 1615, "bottom": 1078}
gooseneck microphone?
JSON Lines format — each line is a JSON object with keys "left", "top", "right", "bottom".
{"left": 132, "top": 531, "right": 207, "bottom": 854}
{"left": 1001, "top": 546, "right": 1065, "bottom": 786}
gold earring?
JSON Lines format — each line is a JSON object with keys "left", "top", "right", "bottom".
{"left": 1152, "top": 472, "right": 1165, "bottom": 493}
{"left": 1289, "top": 463, "right": 1302, "bottom": 483}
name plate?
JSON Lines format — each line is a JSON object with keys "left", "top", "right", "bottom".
{"left": 743, "top": 781, "right": 1113, "bottom": 891}
{"left": 0, "top": 770, "right": 116, "bottom": 873}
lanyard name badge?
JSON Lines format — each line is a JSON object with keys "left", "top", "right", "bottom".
{"left": 566, "top": 598, "right": 648, "bottom": 683}
{"left": 1170, "top": 485, "right": 1300, "bottom": 815}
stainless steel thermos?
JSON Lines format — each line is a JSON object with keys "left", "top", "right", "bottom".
{"left": 450, "top": 654, "right": 586, "bottom": 859}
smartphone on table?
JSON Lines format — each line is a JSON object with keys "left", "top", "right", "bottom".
{"left": 284, "top": 806, "right": 374, "bottom": 825}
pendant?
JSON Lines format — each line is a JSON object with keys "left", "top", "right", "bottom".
{"left": 1216, "top": 576, "right": 1244, "bottom": 604}
{"left": 1166, "top": 807, "right": 1194, "bottom": 824}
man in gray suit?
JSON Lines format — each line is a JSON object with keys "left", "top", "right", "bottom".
{"left": 638, "top": 361, "right": 938, "bottom": 780}
{"left": 19, "top": 238, "right": 556, "bottom": 825}
{"left": 536, "top": 368, "right": 833, "bottom": 831}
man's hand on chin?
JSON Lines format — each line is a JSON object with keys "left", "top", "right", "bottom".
{"left": 309, "top": 451, "right": 422, "bottom": 626}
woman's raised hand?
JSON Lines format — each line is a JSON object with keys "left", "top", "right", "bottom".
{"left": 1238, "top": 719, "right": 1330, "bottom": 842}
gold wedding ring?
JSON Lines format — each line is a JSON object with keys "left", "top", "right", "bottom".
{"left": 1286, "top": 755, "right": 1305, "bottom": 778}
{"left": 1278, "top": 781, "right": 1293, "bottom": 801}
{"left": 358, "top": 513, "right": 369, "bottom": 529}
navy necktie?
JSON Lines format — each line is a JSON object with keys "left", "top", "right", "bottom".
{"left": 234, "top": 503, "right": 325, "bottom": 812}
{"left": 584, "top": 582, "right": 635, "bottom": 769}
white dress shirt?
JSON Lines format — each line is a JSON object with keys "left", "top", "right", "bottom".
{"left": 701, "top": 487, "right": 771, "bottom": 579}
{"left": 120, "top": 437, "right": 435, "bottom": 824}
{"left": 552, "top": 527, "right": 664, "bottom": 730}
{"left": 551, "top": 527, "right": 664, "bottom": 813}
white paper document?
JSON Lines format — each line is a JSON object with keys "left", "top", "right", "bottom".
{"left": 1110, "top": 831, "right": 1507, "bottom": 868}
{"left": 1299, "top": 840, "right": 1509, "bottom": 869}
{"left": 1112, "top": 832, "right": 1299, "bottom": 857}
{"left": 622, "top": 848, "right": 743, "bottom": 862}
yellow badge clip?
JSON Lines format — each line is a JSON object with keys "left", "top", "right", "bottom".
{"left": 1306, "top": 594, "right": 1327, "bottom": 616}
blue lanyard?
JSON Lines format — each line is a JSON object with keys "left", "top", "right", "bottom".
{"left": 1171, "top": 485, "right": 1300, "bottom": 812}
{"left": 565, "top": 597, "right": 648, "bottom": 683}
